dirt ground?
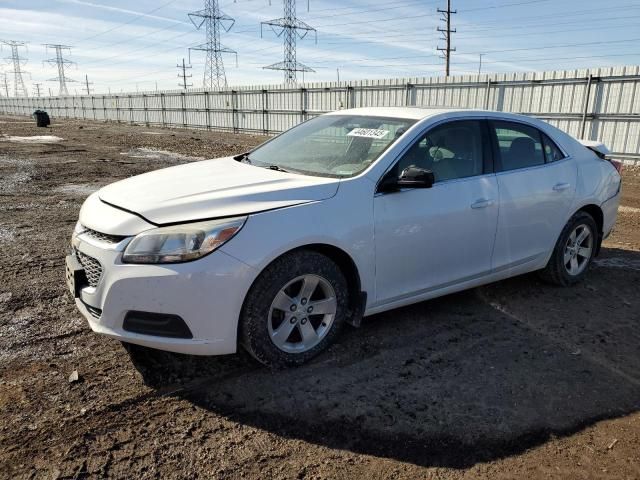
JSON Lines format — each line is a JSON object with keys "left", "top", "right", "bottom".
{"left": 0, "top": 115, "right": 639, "bottom": 480}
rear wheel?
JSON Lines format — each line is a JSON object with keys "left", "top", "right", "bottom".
{"left": 240, "top": 250, "right": 348, "bottom": 367}
{"left": 540, "top": 211, "right": 598, "bottom": 286}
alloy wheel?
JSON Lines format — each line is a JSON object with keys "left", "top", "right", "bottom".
{"left": 267, "top": 274, "right": 337, "bottom": 354}
{"left": 563, "top": 223, "right": 593, "bottom": 276}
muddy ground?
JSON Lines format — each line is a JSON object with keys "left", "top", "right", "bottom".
{"left": 0, "top": 115, "right": 639, "bottom": 479}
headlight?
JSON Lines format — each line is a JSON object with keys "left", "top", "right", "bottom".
{"left": 122, "top": 217, "right": 246, "bottom": 264}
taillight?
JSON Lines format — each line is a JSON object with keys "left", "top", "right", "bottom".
{"left": 609, "top": 159, "right": 623, "bottom": 174}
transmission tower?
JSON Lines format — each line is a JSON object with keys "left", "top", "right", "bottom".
{"left": 177, "top": 58, "right": 193, "bottom": 89}
{"left": 1, "top": 73, "right": 9, "bottom": 97}
{"left": 44, "top": 44, "right": 76, "bottom": 96}
{"left": 437, "top": 0, "right": 456, "bottom": 77}
{"left": 84, "top": 74, "right": 93, "bottom": 95}
{"left": 188, "top": 0, "right": 237, "bottom": 89}
{"left": 261, "top": 0, "right": 317, "bottom": 84}
{"left": 1, "top": 40, "right": 29, "bottom": 97}
{"left": 33, "top": 82, "right": 42, "bottom": 97}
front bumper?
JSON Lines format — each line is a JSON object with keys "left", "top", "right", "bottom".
{"left": 69, "top": 233, "right": 257, "bottom": 356}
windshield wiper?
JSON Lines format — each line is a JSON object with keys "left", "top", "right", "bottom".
{"left": 265, "top": 165, "right": 289, "bottom": 173}
{"left": 233, "top": 152, "right": 252, "bottom": 164}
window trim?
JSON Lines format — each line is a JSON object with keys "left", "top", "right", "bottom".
{"left": 376, "top": 117, "right": 493, "bottom": 193}
{"left": 489, "top": 119, "right": 548, "bottom": 173}
{"left": 541, "top": 132, "right": 568, "bottom": 163}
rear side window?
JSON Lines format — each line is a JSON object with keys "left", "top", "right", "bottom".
{"left": 542, "top": 134, "right": 565, "bottom": 163}
{"left": 491, "top": 121, "right": 545, "bottom": 172}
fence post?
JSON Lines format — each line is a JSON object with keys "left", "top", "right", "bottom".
{"left": 204, "top": 91, "right": 211, "bottom": 130}
{"left": 91, "top": 95, "right": 96, "bottom": 120}
{"left": 232, "top": 90, "right": 238, "bottom": 133}
{"left": 484, "top": 78, "right": 492, "bottom": 109}
{"left": 160, "top": 93, "right": 166, "bottom": 127}
{"left": 405, "top": 82, "right": 416, "bottom": 106}
{"left": 143, "top": 94, "right": 149, "bottom": 126}
{"left": 300, "top": 87, "right": 307, "bottom": 123}
{"left": 180, "top": 91, "right": 187, "bottom": 127}
{"left": 579, "top": 74, "right": 593, "bottom": 140}
{"left": 347, "top": 85, "right": 355, "bottom": 108}
{"left": 262, "top": 89, "right": 269, "bottom": 134}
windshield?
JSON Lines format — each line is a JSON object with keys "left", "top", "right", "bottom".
{"left": 247, "top": 115, "right": 416, "bottom": 178}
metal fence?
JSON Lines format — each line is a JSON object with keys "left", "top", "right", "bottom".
{"left": 1, "top": 65, "right": 639, "bottom": 160}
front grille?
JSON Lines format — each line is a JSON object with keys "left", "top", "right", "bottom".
{"left": 76, "top": 250, "right": 103, "bottom": 287}
{"left": 81, "top": 226, "right": 127, "bottom": 244}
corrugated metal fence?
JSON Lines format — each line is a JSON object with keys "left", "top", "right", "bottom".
{"left": 1, "top": 65, "right": 639, "bottom": 160}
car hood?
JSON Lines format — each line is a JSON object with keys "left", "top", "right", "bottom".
{"left": 98, "top": 157, "right": 340, "bottom": 225}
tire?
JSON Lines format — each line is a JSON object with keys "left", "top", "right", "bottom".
{"left": 240, "top": 250, "right": 348, "bottom": 367}
{"left": 539, "top": 211, "right": 598, "bottom": 286}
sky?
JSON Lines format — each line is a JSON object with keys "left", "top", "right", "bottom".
{"left": 0, "top": 0, "right": 639, "bottom": 95}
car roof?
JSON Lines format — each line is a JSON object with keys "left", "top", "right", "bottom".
{"left": 324, "top": 107, "right": 548, "bottom": 123}
{"left": 325, "top": 107, "right": 475, "bottom": 120}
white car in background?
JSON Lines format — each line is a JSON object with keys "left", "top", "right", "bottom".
{"left": 66, "top": 108, "right": 622, "bottom": 367}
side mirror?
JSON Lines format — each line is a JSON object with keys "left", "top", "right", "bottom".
{"left": 379, "top": 166, "right": 434, "bottom": 192}
{"left": 397, "top": 166, "right": 435, "bottom": 188}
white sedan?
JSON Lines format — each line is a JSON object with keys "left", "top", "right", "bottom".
{"left": 66, "top": 108, "right": 622, "bottom": 366}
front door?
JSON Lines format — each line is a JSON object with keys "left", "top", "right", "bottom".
{"left": 373, "top": 119, "right": 499, "bottom": 306}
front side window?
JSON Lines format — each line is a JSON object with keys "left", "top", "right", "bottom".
{"left": 393, "top": 120, "right": 485, "bottom": 183}
{"left": 248, "top": 115, "right": 416, "bottom": 178}
{"left": 492, "top": 120, "right": 545, "bottom": 172}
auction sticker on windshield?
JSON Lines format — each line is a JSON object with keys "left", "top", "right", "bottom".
{"left": 347, "top": 128, "right": 389, "bottom": 139}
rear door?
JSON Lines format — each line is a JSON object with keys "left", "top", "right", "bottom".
{"left": 490, "top": 120, "right": 577, "bottom": 271}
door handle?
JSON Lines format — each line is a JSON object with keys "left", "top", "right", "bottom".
{"left": 471, "top": 198, "right": 495, "bottom": 209}
{"left": 553, "top": 182, "right": 571, "bottom": 191}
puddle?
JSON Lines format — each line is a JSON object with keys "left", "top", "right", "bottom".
{"left": 54, "top": 184, "right": 100, "bottom": 196}
{"left": 121, "top": 148, "right": 203, "bottom": 162}
{"left": 0, "top": 135, "right": 63, "bottom": 144}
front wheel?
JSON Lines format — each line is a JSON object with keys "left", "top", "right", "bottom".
{"left": 540, "top": 211, "right": 598, "bottom": 286}
{"left": 240, "top": 250, "right": 348, "bottom": 367}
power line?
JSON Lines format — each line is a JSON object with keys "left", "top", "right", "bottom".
{"left": 188, "top": 0, "right": 237, "bottom": 88}
{"left": 44, "top": 44, "right": 76, "bottom": 96}
{"left": 177, "top": 58, "right": 193, "bottom": 89}
{"left": 78, "top": 0, "right": 181, "bottom": 42}
{"left": 261, "top": 0, "right": 317, "bottom": 84}
{"left": 1, "top": 40, "right": 29, "bottom": 97}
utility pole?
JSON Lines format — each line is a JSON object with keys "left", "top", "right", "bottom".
{"left": 48, "top": 87, "right": 53, "bottom": 97}
{"left": 261, "top": 0, "right": 317, "bottom": 84}
{"left": 33, "top": 82, "right": 42, "bottom": 97}
{"left": 177, "top": 58, "right": 193, "bottom": 90}
{"left": 1, "top": 40, "right": 29, "bottom": 97}
{"left": 437, "top": 0, "right": 456, "bottom": 77}
{"left": 44, "top": 44, "right": 76, "bottom": 95}
{"left": 188, "top": 0, "right": 237, "bottom": 89}
{"left": 84, "top": 74, "right": 93, "bottom": 95}
{"left": 478, "top": 53, "right": 484, "bottom": 76}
